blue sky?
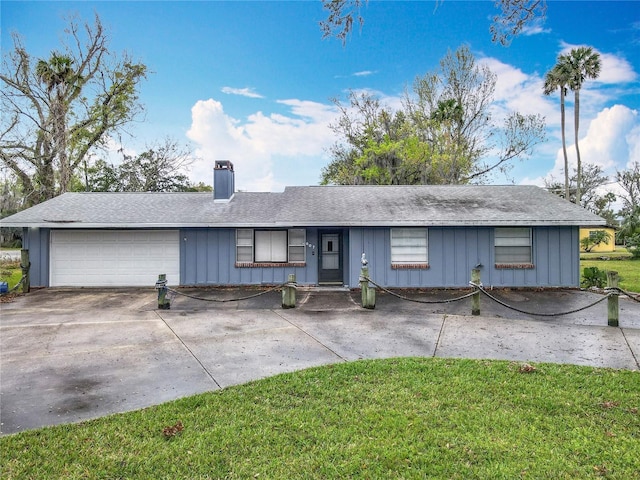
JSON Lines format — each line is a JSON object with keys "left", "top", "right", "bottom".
{"left": 2, "top": 1, "right": 639, "bottom": 194}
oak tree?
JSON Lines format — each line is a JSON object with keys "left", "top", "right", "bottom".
{"left": 322, "top": 46, "right": 545, "bottom": 185}
{"left": 0, "top": 14, "right": 147, "bottom": 207}
{"left": 78, "top": 139, "right": 195, "bottom": 193}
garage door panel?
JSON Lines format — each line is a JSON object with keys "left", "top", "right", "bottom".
{"left": 51, "top": 230, "right": 180, "bottom": 287}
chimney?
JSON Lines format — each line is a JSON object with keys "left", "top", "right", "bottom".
{"left": 213, "top": 161, "right": 235, "bottom": 201}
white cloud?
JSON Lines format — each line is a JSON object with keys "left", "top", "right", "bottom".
{"left": 477, "top": 57, "right": 554, "bottom": 122}
{"left": 521, "top": 106, "right": 640, "bottom": 212}
{"left": 334, "top": 70, "right": 377, "bottom": 79}
{"left": 221, "top": 86, "right": 264, "bottom": 98}
{"left": 353, "top": 70, "right": 376, "bottom": 77}
{"left": 520, "top": 19, "right": 550, "bottom": 36}
{"left": 546, "top": 105, "right": 639, "bottom": 180}
{"left": 627, "top": 124, "right": 640, "bottom": 169}
{"left": 518, "top": 175, "right": 546, "bottom": 187}
{"left": 597, "top": 52, "right": 637, "bottom": 84}
{"left": 186, "top": 98, "right": 338, "bottom": 191}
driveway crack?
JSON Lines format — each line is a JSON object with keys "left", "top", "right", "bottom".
{"left": 433, "top": 314, "right": 447, "bottom": 357}
{"left": 154, "top": 311, "right": 221, "bottom": 389}
{"left": 621, "top": 328, "right": 640, "bottom": 369}
{"left": 273, "top": 310, "right": 348, "bottom": 362}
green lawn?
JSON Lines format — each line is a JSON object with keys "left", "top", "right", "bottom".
{"left": 581, "top": 258, "right": 640, "bottom": 293}
{"left": 580, "top": 246, "right": 633, "bottom": 260}
{"left": 0, "top": 259, "right": 22, "bottom": 290}
{"left": 2, "top": 358, "right": 639, "bottom": 479}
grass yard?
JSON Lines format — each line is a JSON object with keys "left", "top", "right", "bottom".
{"left": 580, "top": 246, "right": 633, "bottom": 260}
{"left": 0, "top": 259, "right": 22, "bottom": 290}
{"left": 581, "top": 259, "right": 640, "bottom": 293}
{"left": 1, "top": 358, "right": 639, "bottom": 479}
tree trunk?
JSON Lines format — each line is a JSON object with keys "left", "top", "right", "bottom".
{"left": 53, "top": 91, "right": 70, "bottom": 195}
{"left": 560, "top": 87, "right": 569, "bottom": 201}
{"left": 574, "top": 89, "right": 581, "bottom": 204}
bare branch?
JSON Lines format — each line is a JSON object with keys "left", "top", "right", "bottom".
{"left": 490, "top": 0, "right": 547, "bottom": 46}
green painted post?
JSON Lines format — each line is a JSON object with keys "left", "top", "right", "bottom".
{"left": 471, "top": 268, "right": 480, "bottom": 316}
{"left": 157, "top": 274, "right": 170, "bottom": 310}
{"left": 282, "top": 273, "right": 296, "bottom": 309}
{"left": 20, "top": 249, "right": 30, "bottom": 294}
{"left": 607, "top": 271, "right": 619, "bottom": 327}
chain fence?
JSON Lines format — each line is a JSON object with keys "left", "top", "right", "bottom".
{"left": 163, "top": 282, "right": 290, "bottom": 303}
{"left": 363, "top": 276, "right": 478, "bottom": 304}
{"left": 154, "top": 272, "right": 637, "bottom": 318}
{"left": 606, "top": 286, "right": 640, "bottom": 303}
{"left": 468, "top": 281, "right": 612, "bottom": 317}
{"left": 364, "top": 275, "right": 620, "bottom": 318}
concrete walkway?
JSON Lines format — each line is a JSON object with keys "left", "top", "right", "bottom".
{"left": 1, "top": 287, "right": 639, "bottom": 435}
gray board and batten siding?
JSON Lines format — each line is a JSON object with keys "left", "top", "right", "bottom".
{"left": 180, "top": 225, "right": 579, "bottom": 288}
{"left": 348, "top": 226, "right": 580, "bottom": 288}
{"left": 3, "top": 175, "right": 603, "bottom": 289}
{"left": 21, "top": 224, "right": 580, "bottom": 288}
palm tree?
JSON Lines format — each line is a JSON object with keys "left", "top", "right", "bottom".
{"left": 36, "top": 53, "right": 75, "bottom": 93}
{"left": 431, "top": 99, "right": 464, "bottom": 124}
{"left": 561, "top": 46, "right": 601, "bottom": 204}
{"left": 35, "top": 53, "right": 81, "bottom": 194}
{"left": 543, "top": 61, "right": 571, "bottom": 201}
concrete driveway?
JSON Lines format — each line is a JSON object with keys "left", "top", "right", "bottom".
{"left": 1, "top": 286, "right": 639, "bottom": 435}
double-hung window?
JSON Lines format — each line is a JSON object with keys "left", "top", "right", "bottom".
{"left": 494, "top": 228, "right": 533, "bottom": 266}
{"left": 255, "top": 231, "right": 287, "bottom": 262}
{"left": 287, "top": 229, "right": 306, "bottom": 262}
{"left": 390, "top": 228, "right": 428, "bottom": 267}
{"left": 236, "top": 229, "right": 306, "bottom": 265}
{"left": 236, "top": 229, "right": 254, "bottom": 263}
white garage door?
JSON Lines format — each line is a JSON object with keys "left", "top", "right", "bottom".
{"left": 50, "top": 230, "right": 180, "bottom": 287}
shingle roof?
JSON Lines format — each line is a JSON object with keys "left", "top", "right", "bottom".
{"left": 0, "top": 185, "right": 605, "bottom": 228}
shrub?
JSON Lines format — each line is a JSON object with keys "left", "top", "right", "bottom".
{"left": 626, "top": 233, "right": 640, "bottom": 259}
{"left": 581, "top": 266, "right": 607, "bottom": 288}
{"left": 580, "top": 230, "right": 612, "bottom": 252}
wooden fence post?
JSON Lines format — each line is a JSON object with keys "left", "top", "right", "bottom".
{"left": 157, "top": 274, "right": 170, "bottom": 310}
{"left": 471, "top": 268, "right": 480, "bottom": 316}
{"left": 20, "top": 249, "right": 30, "bottom": 294}
{"left": 607, "top": 271, "right": 619, "bottom": 327}
{"left": 282, "top": 273, "right": 296, "bottom": 309}
{"left": 360, "top": 253, "right": 375, "bottom": 309}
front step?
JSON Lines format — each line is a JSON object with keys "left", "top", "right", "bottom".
{"left": 298, "top": 285, "right": 351, "bottom": 292}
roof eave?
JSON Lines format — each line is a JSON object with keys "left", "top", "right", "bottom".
{"left": 1, "top": 219, "right": 606, "bottom": 229}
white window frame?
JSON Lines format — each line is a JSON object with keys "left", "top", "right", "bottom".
{"left": 236, "top": 229, "right": 254, "bottom": 263}
{"left": 494, "top": 227, "right": 532, "bottom": 265}
{"left": 390, "top": 228, "right": 428, "bottom": 265}
{"left": 236, "top": 229, "right": 306, "bottom": 264}
{"left": 287, "top": 228, "right": 306, "bottom": 263}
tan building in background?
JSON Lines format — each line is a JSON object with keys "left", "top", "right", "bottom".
{"left": 579, "top": 227, "right": 616, "bottom": 253}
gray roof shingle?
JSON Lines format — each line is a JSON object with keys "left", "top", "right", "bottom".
{"left": 0, "top": 185, "right": 605, "bottom": 228}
